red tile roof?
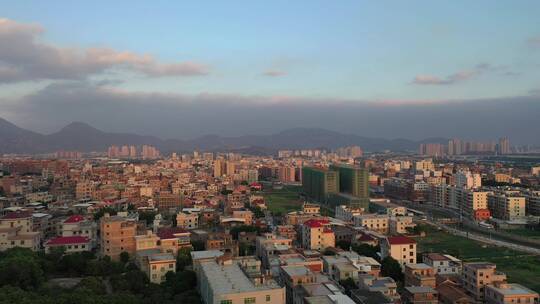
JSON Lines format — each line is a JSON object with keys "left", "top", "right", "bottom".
{"left": 303, "top": 219, "right": 330, "bottom": 228}
{"left": 358, "top": 233, "right": 375, "bottom": 242}
{"left": 46, "top": 236, "right": 90, "bottom": 246}
{"left": 157, "top": 227, "right": 189, "bottom": 239}
{"left": 387, "top": 235, "right": 416, "bottom": 245}
{"left": 1, "top": 211, "right": 32, "bottom": 220}
{"left": 64, "top": 215, "right": 85, "bottom": 223}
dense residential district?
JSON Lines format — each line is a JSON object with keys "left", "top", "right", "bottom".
{"left": 1, "top": 143, "right": 540, "bottom": 304}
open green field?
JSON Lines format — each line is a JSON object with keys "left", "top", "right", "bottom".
{"left": 263, "top": 185, "right": 304, "bottom": 214}
{"left": 416, "top": 224, "right": 540, "bottom": 292}
{"left": 502, "top": 228, "right": 540, "bottom": 240}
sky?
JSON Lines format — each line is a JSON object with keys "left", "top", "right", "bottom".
{"left": 0, "top": 1, "right": 539, "bottom": 144}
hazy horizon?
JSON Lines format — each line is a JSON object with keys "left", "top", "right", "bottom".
{"left": 1, "top": 1, "right": 539, "bottom": 145}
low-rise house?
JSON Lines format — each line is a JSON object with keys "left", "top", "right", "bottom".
{"left": 357, "top": 274, "right": 399, "bottom": 302}
{"left": 404, "top": 263, "right": 436, "bottom": 288}
{"left": 461, "top": 262, "right": 506, "bottom": 302}
{"left": 436, "top": 281, "right": 474, "bottom": 304}
{"left": 0, "top": 211, "right": 40, "bottom": 251}
{"left": 45, "top": 235, "right": 92, "bottom": 253}
{"left": 402, "top": 286, "right": 438, "bottom": 304}
{"left": 423, "top": 253, "right": 462, "bottom": 275}
{"left": 484, "top": 283, "right": 539, "bottom": 304}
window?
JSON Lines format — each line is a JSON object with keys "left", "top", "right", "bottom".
{"left": 244, "top": 298, "right": 256, "bottom": 304}
{"left": 266, "top": 295, "right": 271, "bottom": 302}
{"left": 220, "top": 300, "right": 232, "bottom": 304}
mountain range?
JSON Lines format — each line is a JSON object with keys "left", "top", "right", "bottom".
{"left": 0, "top": 117, "right": 447, "bottom": 154}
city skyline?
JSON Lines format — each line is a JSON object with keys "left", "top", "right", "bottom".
{"left": 0, "top": 2, "right": 539, "bottom": 143}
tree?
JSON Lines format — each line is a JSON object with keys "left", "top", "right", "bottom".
{"left": 322, "top": 248, "right": 337, "bottom": 256}
{"left": 252, "top": 206, "right": 265, "bottom": 219}
{"left": 191, "top": 240, "right": 205, "bottom": 251}
{"left": 163, "top": 270, "right": 197, "bottom": 295}
{"left": 120, "top": 251, "right": 130, "bottom": 264}
{"left": 176, "top": 247, "right": 192, "bottom": 271}
{"left": 352, "top": 244, "right": 380, "bottom": 260}
{"left": 230, "top": 225, "right": 260, "bottom": 239}
{"left": 380, "top": 256, "right": 404, "bottom": 282}
{"left": 76, "top": 276, "right": 106, "bottom": 295}
{"left": 0, "top": 248, "right": 44, "bottom": 290}
{"left": 336, "top": 240, "right": 351, "bottom": 251}
{"left": 138, "top": 211, "right": 157, "bottom": 225}
{"left": 339, "top": 278, "right": 356, "bottom": 295}
{"left": 93, "top": 207, "right": 117, "bottom": 221}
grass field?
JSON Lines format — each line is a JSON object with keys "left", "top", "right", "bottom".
{"left": 263, "top": 185, "right": 304, "bottom": 214}
{"left": 416, "top": 224, "right": 540, "bottom": 292}
{"left": 502, "top": 228, "right": 540, "bottom": 240}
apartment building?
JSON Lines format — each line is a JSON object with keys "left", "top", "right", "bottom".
{"left": 301, "top": 219, "right": 335, "bottom": 250}
{"left": 381, "top": 236, "right": 417, "bottom": 267}
{"left": 61, "top": 214, "right": 97, "bottom": 247}
{"left": 353, "top": 214, "right": 389, "bottom": 234}
{"left": 100, "top": 213, "right": 138, "bottom": 260}
{"left": 176, "top": 211, "right": 199, "bottom": 229}
{"left": 0, "top": 211, "right": 40, "bottom": 251}
{"left": 404, "top": 263, "right": 436, "bottom": 288}
{"left": 402, "top": 286, "right": 438, "bottom": 304}
{"left": 461, "top": 262, "right": 507, "bottom": 302}
{"left": 484, "top": 283, "right": 539, "bottom": 304}
{"left": 422, "top": 253, "right": 461, "bottom": 275}
{"left": 389, "top": 216, "right": 415, "bottom": 234}
{"left": 198, "top": 257, "right": 285, "bottom": 304}
{"left": 488, "top": 192, "right": 526, "bottom": 221}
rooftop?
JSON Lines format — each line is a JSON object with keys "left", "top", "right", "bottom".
{"left": 157, "top": 227, "right": 189, "bottom": 239}
{"left": 488, "top": 283, "right": 539, "bottom": 296}
{"left": 304, "top": 219, "right": 330, "bottom": 228}
{"left": 46, "top": 236, "right": 90, "bottom": 246}
{"left": 64, "top": 215, "right": 85, "bottom": 224}
{"left": 200, "top": 260, "right": 281, "bottom": 295}
{"left": 191, "top": 250, "right": 224, "bottom": 260}
{"left": 387, "top": 235, "right": 416, "bottom": 245}
{"left": 1, "top": 211, "right": 32, "bottom": 220}
{"left": 405, "top": 286, "right": 437, "bottom": 294}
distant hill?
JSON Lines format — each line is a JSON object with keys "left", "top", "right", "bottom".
{"left": 0, "top": 117, "right": 447, "bottom": 154}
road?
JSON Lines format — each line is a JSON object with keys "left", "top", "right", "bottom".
{"left": 398, "top": 200, "right": 540, "bottom": 254}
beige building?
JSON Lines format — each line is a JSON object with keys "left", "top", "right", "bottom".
{"left": 488, "top": 192, "right": 526, "bottom": 220}
{"left": 353, "top": 214, "right": 389, "bottom": 234}
{"left": 303, "top": 203, "right": 320, "bottom": 215}
{"left": 75, "top": 181, "right": 96, "bottom": 200}
{"left": 389, "top": 216, "right": 415, "bottom": 234}
{"left": 485, "top": 283, "right": 539, "bottom": 304}
{"left": 461, "top": 262, "right": 506, "bottom": 302}
{"left": 61, "top": 214, "right": 97, "bottom": 247}
{"left": 404, "top": 263, "right": 436, "bottom": 288}
{"left": 301, "top": 219, "right": 335, "bottom": 250}
{"left": 0, "top": 211, "right": 40, "bottom": 251}
{"left": 100, "top": 213, "right": 138, "bottom": 260}
{"left": 45, "top": 236, "right": 92, "bottom": 254}
{"left": 136, "top": 248, "right": 176, "bottom": 284}
{"left": 176, "top": 211, "right": 199, "bottom": 229}
{"left": 197, "top": 257, "right": 285, "bottom": 304}
{"left": 381, "top": 236, "right": 417, "bottom": 267}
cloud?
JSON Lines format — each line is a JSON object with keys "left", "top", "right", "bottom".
{"left": 412, "top": 63, "right": 495, "bottom": 85}
{"left": 530, "top": 88, "right": 540, "bottom": 96}
{"left": 527, "top": 36, "right": 540, "bottom": 48}
{"left": 0, "top": 18, "right": 209, "bottom": 84}
{"left": 1, "top": 81, "right": 539, "bottom": 145}
{"left": 261, "top": 70, "right": 287, "bottom": 77}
